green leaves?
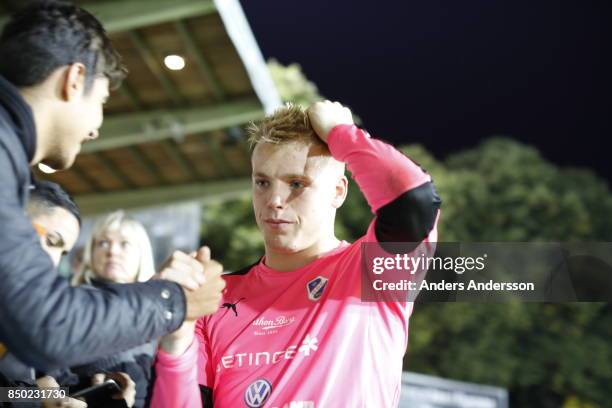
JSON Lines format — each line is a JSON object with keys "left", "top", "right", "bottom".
{"left": 395, "top": 138, "right": 612, "bottom": 406}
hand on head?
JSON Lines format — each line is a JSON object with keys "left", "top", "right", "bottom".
{"left": 307, "top": 100, "right": 354, "bottom": 142}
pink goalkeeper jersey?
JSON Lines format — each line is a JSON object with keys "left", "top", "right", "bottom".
{"left": 152, "top": 124, "right": 439, "bottom": 408}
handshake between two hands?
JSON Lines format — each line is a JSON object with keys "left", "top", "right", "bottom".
{"left": 153, "top": 246, "right": 226, "bottom": 356}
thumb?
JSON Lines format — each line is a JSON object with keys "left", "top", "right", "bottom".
{"left": 195, "top": 246, "right": 211, "bottom": 263}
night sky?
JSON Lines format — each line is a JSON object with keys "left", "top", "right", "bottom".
{"left": 240, "top": 1, "right": 611, "bottom": 183}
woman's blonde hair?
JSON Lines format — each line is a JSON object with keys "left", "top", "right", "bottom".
{"left": 72, "top": 210, "right": 155, "bottom": 285}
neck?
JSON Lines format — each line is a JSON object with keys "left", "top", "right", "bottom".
{"left": 20, "top": 89, "right": 52, "bottom": 166}
{"left": 264, "top": 235, "right": 341, "bottom": 272}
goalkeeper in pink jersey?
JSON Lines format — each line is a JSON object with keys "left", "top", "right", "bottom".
{"left": 151, "top": 101, "right": 441, "bottom": 407}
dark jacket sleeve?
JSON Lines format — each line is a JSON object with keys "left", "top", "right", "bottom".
{"left": 375, "top": 180, "right": 442, "bottom": 244}
{"left": 0, "top": 147, "right": 186, "bottom": 372}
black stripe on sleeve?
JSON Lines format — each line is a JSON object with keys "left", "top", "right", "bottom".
{"left": 374, "top": 181, "right": 441, "bottom": 246}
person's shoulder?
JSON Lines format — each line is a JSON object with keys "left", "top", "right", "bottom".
{"left": 0, "top": 116, "right": 30, "bottom": 190}
{"left": 0, "top": 111, "right": 19, "bottom": 150}
{"left": 223, "top": 259, "right": 261, "bottom": 278}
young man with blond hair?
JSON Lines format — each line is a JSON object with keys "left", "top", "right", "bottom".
{"left": 152, "top": 101, "right": 441, "bottom": 407}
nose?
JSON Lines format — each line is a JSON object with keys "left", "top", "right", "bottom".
{"left": 266, "top": 184, "right": 288, "bottom": 210}
{"left": 88, "top": 130, "right": 99, "bottom": 140}
{"left": 108, "top": 241, "right": 122, "bottom": 256}
{"left": 269, "top": 194, "right": 283, "bottom": 209}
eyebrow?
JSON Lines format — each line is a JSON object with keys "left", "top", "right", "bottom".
{"left": 253, "top": 172, "right": 310, "bottom": 180}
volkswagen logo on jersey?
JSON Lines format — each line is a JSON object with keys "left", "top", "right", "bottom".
{"left": 244, "top": 378, "right": 272, "bottom": 407}
{"left": 307, "top": 276, "right": 328, "bottom": 301}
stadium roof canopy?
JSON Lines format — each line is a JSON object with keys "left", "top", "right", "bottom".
{"left": 0, "top": 0, "right": 281, "bottom": 214}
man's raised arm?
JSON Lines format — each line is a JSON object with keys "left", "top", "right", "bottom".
{"left": 307, "top": 100, "right": 441, "bottom": 244}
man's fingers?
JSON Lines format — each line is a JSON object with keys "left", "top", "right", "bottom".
{"left": 157, "top": 251, "right": 225, "bottom": 293}
{"left": 196, "top": 246, "right": 211, "bottom": 263}
{"left": 108, "top": 371, "right": 129, "bottom": 389}
{"left": 64, "top": 398, "right": 87, "bottom": 408}
{"left": 160, "top": 267, "right": 200, "bottom": 291}
{"left": 107, "top": 372, "right": 136, "bottom": 407}
{"left": 166, "top": 250, "right": 193, "bottom": 264}
{"left": 167, "top": 257, "right": 204, "bottom": 277}
{"left": 159, "top": 256, "right": 206, "bottom": 287}
{"left": 215, "top": 274, "right": 227, "bottom": 291}
{"left": 203, "top": 260, "right": 223, "bottom": 279}
{"left": 91, "top": 373, "right": 105, "bottom": 385}
{"left": 169, "top": 254, "right": 204, "bottom": 273}
{"left": 161, "top": 250, "right": 203, "bottom": 273}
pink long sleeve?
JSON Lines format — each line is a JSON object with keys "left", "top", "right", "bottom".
{"left": 150, "top": 337, "right": 202, "bottom": 408}
{"left": 327, "top": 124, "right": 431, "bottom": 212}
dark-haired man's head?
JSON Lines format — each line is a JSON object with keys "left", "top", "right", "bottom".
{"left": 27, "top": 180, "right": 81, "bottom": 267}
{"left": 0, "top": 1, "right": 126, "bottom": 170}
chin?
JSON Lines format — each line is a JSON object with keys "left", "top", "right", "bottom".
{"left": 43, "top": 155, "right": 73, "bottom": 171}
{"left": 61, "top": 151, "right": 78, "bottom": 169}
{"left": 266, "top": 238, "right": 302, "bottom": 254}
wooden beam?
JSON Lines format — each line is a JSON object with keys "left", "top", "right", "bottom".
{"left": 75, "top": 178, "right": 251, "bottom": 215}
{"left": 83, "top": 97, "right": 264, "bottom": 153}
{"left": 174, "top": 20, "right": 226, "bottom": 101}
{"left": 160, "top": 139, "right": 202, "bottom": 181}
{"left": 94, "top": 152, "right": 138, "bottom": 189}
{"left": 118, "top": 83, "right": 145, "bottom": 111}
{"left": 126, "top": 146, "right": 167, "bottom": 184}
{"left": 202, "top": 137, "right": 236, "bottom": 178}
{"left": 70, "top": 162, "right": 106, "bottom": 192}
{"left": 128, "top": 30, "right": 186, "bottom": 106}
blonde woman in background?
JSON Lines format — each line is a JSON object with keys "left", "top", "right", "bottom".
{"left": 73, "top": 210, "right": 155, "bottom": 286}
{"left": 72, "top": 210, "right": 157, "bottom": 408}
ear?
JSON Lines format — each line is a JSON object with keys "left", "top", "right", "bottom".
{"left": 61, "top": 63, "right": 87, "bottom": 101}
{"left": 331, "top": 175, "right": 348, "bottom": 209}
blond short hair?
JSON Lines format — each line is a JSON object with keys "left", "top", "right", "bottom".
{"left": 247, "top": 103, "right": 327, "bottom": 150}
{"left": 72, "top": 210, "right": 155, "bottom": 286}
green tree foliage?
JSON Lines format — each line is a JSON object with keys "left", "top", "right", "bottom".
{"left": 200, "top": 198, "right": 261, "bottom": 271}
{"left": 401, "top": 138, "right": 612, "bottom": 408}
{"left": 267, "top": 59, "right": 322, "bottom": 107}
{"left": 439, "top": 138, "right": 612, "bottom": 241}
{"left": 266, "top": 59, "right": 362, "bottom": 123}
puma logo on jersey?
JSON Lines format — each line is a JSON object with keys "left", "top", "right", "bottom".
{"left": 221, "top": 297, "right": 245, "bottom": 316}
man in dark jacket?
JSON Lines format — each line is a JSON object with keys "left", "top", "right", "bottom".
{"left": 0, "top": 0, "right": 225, "bottom": 378}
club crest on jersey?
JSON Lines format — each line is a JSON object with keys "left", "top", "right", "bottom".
{"left": 244, "top": 378, "right": 272, "bottom": 407}
{"left": 307, "top": 276, "right": 328, "bottom": 301}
